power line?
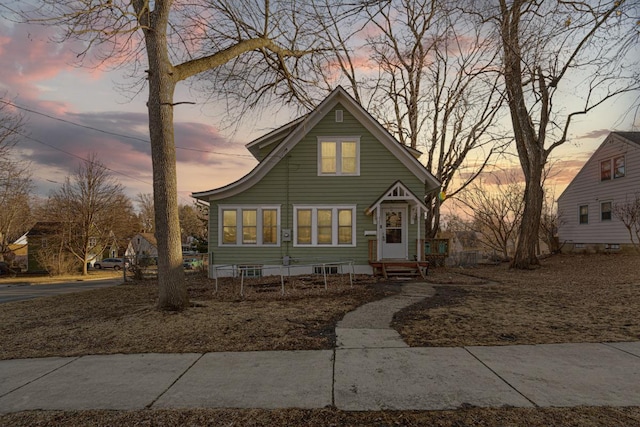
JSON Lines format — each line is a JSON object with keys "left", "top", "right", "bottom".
{"left": 3, "top": 125, "right": 199, "bottom": 205}
{"left": 0, "top": 99, "right": 255, "bottom": 158}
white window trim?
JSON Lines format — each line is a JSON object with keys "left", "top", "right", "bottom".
{"left": 218, "top": 205, "right": 281, "bottom": 247}
{"left": 293, "top": 205, "right": 357, "bottom": 247}
{"left": 317, "top": 136, "right": 361, "bottom": 176}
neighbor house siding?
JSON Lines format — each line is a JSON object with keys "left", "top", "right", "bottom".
{"left": 208, "top": 103, "right": 425, "bottom": 268}
{"left": 557, "top": 133, "right": 640, "bottom": 248}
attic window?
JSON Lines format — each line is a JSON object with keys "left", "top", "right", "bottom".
{"left": 335, "top": 110, "right": 343, "bottom": 123}
{"left": 317, "top": 137, "right": 360, "bottom": 176}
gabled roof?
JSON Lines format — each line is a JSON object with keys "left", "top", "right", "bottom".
{"left": 193, "top": 86, "right": 440, "bottom": 201}
{"left": 558, "top": 131, "right": 640, "bottom": 202}
{"left": 135, "top": 232, "right": 157, "bottom": 247}
{"left": 245, "top": 116, "right": 307, "bottom": 160}
{"left": 612, "top": 131, "right": 640, "bottom": 146}
{"left": 366, "top": 180, "right": 429, "bottom": 215}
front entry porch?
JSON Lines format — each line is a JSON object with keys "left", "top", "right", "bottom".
{"left": 367, "top": 240, "right": 429, "bottom": 279}
{"left": 365, "top": 180, "right": 431, "bottom": 279}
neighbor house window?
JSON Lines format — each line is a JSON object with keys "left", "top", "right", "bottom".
{"left": 294, "top": 206, "right": 356, "bottom": 246}
{"left": 600, "top": 160, "right": 612, "bottom": 181}
{"left": 579, "top": 205, "right": 588, "bottom": 224}
{"left": 614, "top": 156, "right": 625, "bottom": 178}
{"left": 219, "top": 206, "right": 280, "bottom": 246}
{"left": 318, "top": 137, "right": 360, "bottom": 176}
{"left": 601, "top": 202, "right": 612, "bottom": 221}
{"left": 88, "top": 237, "right": 97, "bottom": 248}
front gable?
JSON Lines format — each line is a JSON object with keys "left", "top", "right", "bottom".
{"left": 193, "top": 86, "right": 439, "bottom": 202}
{"left": 557, "top": 131, "right": 640, "bottom": 249}
{"left": 193, "top": 87, "right": 440, "bottom": 274}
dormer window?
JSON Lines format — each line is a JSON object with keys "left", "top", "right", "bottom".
{"left": 318, "top": 137, "right": 360, "bottom": 176}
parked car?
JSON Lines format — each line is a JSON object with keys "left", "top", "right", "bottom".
{"left": 94, "top": 258, "right": 129, "bottom": 271}
{"left": 183, "top": 257, "right": 203, "bottom": 270}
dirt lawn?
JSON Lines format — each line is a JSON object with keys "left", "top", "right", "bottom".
{"left": 1, "top": 253, "right": 639, "bottom": 426}
{"left": 394, "top": 252, "right": 640, "bottom": 347}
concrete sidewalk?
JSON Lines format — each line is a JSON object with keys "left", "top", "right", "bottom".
{"left": 1, "top": 342, "right": 639, "bottom": 413}
{"left": 1, "top": 282, "right": 639, "bottom": 413}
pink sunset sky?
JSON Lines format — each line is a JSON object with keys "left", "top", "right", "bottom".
{"left": 0, "top": 12, "right": 637, "bottom": 209}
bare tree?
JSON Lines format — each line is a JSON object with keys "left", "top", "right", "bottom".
{"left": 0, "top": 97, "right": 25, "bottom": 161}
{"left": 539, "top": 190, "right": 562, "bottom": 255}
{"left": 46, "top": 154, "right": 134, "bottom": 275}
{"left": 488, "top": 0, "right": 640, "bottom": 268}
{"left": 11, "top": 0, "right": 334, "bottom": 310}
{"left": 0, "top": 162, "right": 33, "bottom": 265}
{"left": 305, "top": 0, "right": 508, "bottom": 236}
{"left": 136, "top": 193, "right": 155, "bottom": 234}
{"left": 0, "top": 99, "right": 33, "bottom": 266}
{"left": 179, "top": 203, "right": 206, "bottom": 243}
{"left": 458, "top": 175, "right": 525, "bottom": 260}
{"left": 613, "top": 193, "right": 640, "bottom": 253}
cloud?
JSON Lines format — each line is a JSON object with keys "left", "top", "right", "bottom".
{"left": 576, "top": 129, "right": 611, "bottom": 140}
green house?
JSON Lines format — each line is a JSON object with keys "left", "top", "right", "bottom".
{"left": 193, "top": 87, "right": 440, "bottom": 277}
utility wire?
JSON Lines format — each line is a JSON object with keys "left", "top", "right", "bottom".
{"left": 0, "top": 99, "right": 255, "bottom": 158}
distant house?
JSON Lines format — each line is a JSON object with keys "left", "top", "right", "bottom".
{"left": 26, "top": 222, "right": 62, "bottom": 272}
{"left": 125, "top": 233, "right": 158, "bottom": 261}
{"left": 557, "top": 131, "right": 640, "bottom": 252}
{"left": 193, "top": 86, "right": 441, "bottom": 277}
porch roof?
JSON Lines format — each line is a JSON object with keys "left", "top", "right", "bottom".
{"left": 365, "top": 180, "right": 429, "bottom": 215}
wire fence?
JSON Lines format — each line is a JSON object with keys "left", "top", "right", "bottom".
{"left": 212, "top": 259, "right": 355, "bottom": 296}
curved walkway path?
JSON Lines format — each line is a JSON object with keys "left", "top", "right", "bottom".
{"left": 336, "top": 281, "right": 434, "bottom": 348}
{"left": 1, "top": 281, "right": 640, "bottom": 413}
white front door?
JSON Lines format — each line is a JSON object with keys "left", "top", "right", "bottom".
{"left": 381, "top": 206, "right": 407, "bottom": 259}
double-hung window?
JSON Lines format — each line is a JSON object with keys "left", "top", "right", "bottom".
{"left": 318, "top": 137, "right": 360, "bottom": 176}
{"left": 600, "top": 202, "right": 612, "bottom": 221}
{"left": 579, "top": 205, "right": 588, "bottom": 224}
{"left": 220, "top": 206, "right": 280, "bottom": 246}
{"left": 294, "top": 206, "right": 356, "bottom": 246}
{"left": 601, "top": 156, "right": 625, "bottom": 181}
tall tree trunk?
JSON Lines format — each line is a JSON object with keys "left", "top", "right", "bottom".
{"left": 512, "top": 174, "right": 543, "bottom": 268}
{"left": 145, "top": 8, "right": 188, "bottom": 311}
{"left": 500, "top": 0, "right": 543, "bottom": 269}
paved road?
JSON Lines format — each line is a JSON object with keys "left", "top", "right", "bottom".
{"left": 0, "top": 278, "right": 123, "bottom": 304}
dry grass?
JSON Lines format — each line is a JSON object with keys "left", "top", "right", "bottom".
{"left": 2, "top": 406, "right": 640, "bottom": 427}
{"left": 0, "top": 274, "right": 393, "bottom": 360}
{"left": 2, "top": 254, "right": 640, "bottom": 426}
{"left": 394, "top": 253, "right": 640, "bottom": 347}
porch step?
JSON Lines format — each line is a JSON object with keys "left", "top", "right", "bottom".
{"left": 370, "top": 261, "right": 429, "bottom": 280}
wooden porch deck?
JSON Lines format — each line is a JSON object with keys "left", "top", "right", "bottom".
{"left": 369, "top": 260, "right": 430, "bottom": 279}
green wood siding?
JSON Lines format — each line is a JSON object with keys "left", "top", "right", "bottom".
{"left": 209, "top": 103, "right": 426, "bottom": 267}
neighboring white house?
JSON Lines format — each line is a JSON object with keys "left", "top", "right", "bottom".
{"left": 557, "top": 131, "right": 640, "bottom": 252}
{"left": 125, "top": 233, "right": 158, "bottom": 261}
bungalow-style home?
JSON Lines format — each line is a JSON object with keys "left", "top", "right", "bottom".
{"left": 193, "top": 86, "right": 441, "bottom": 277}
{"left": 125, "top": 232, "right": 158, "bottom": 262}
{"left": 557, "top": 131, "right": 640, "bottom": 252}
